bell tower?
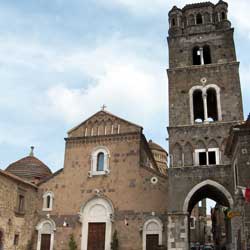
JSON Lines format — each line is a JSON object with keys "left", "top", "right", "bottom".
{"left": 167, "top": 0, "right": 244, "bottom": 169}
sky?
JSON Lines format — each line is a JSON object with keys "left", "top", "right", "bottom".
{"left": 0, "top": 0, "right": 249, "bottom": 173}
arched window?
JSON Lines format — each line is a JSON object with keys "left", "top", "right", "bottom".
{"left": 172, "top": 18, "right": 176, "bottom": 27}
{"left": 203, "top": 45, "right": 211, "bottom": 64}
{"left": 189, "top": 14, "right": 195, "bottom": 25}
{"left": 207, "top": 88, "right": 218, "bottom": 121}
{"left": 172, "top": 143, "right": 182, "bottom": 167}
{"left": 196, "top": 13, "right": 203, "bottom": 24}
{"left": 204, "top": 12, "right": 210, "bottom": 23}
{"left": 193, "top": 47, "right": 201, "bottom": 65}
{"left": 184, "top": 142, "right": 193, "bottom": 166}
{"left": 90, "top": 147, "right": 110, "bottom": 176}
{"left": 43, "top": 192, "right": 54, "bottom": 211}
{"left": 221, "top": 12, "right": 226, "bottom": 20}
{"left": 97, "top": 152, "right": 105, "bottom": 171}
{"left": 193, "top": 90, "right": 204, "bottom": 122}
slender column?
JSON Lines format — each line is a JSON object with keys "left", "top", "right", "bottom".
{"left": 200, "top": 47, "right": 204, "bottom": 65}
{"left": 203, "top": 92, "right": 208, "bottom": 122}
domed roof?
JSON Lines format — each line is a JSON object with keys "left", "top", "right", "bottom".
{"left": 5, "top": 147, "right": 52, "bottom": 182}
{"left": 148, "top": 140, "right": 167, "bottom": 154}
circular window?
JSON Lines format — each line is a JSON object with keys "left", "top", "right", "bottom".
{"left": 151, "top": 176, "right": 158, "bottom": 185}
{"left": 200, "top": 77, "right": 207, "bottom": 84}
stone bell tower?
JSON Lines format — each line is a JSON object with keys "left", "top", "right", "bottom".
{"left": 167, "top": 0, "right": 243, "bottom": 169}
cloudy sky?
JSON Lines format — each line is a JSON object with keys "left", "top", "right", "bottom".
{"left": 0, "top": 0, "right": 249, "bottom": 172}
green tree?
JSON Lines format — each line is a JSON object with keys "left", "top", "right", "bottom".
{"left": 111, "top": 230, "right": 119, "bottom": 250}
{"left": 68, "top": 234, "right": 77, "bottom": 250}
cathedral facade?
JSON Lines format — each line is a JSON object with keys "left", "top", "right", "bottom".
{"left": 0, "top": 1, "right": 250, "bottom": 250}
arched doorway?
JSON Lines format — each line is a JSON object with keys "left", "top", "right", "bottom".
{"left": 79, "top": 197, "right": 114, "bottom": 250}
{"left": 36, "top": 219, "right": 56, "bottom": 250}
{"left": 183, "top": 180, "right": 233, "bottom": 250}
{"left": 143, "top": 218, "right": 163, "bottom": 250}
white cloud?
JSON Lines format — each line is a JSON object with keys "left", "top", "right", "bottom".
{"left": 45, "top": 36, "right": 167, "bottom": 128}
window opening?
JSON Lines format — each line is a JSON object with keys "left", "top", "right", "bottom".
{"left": 234, "top": 163, "right": 239, "bottom": 187}
{"left": 14, "top": 234, "right": 19, "bottom": 246}
{"left": 193, "top": 90, "right": 204, "bottom": 122}
{"left": 208, "top": 151, "right": 216, "bottom": 165}
{"left": 172, "top": 18, "right": 176, "bottom": 27}
{"left": 207, "top": 88, "right": 218, "bottom": 121}
{"left": 46, "top": 195, "right": 51, "bottom": 209}
{"left": 18, "top": 195, "right": 25, "bottom": 212}
{"left": 221, "top": 12, "right": 226, "bottom": 20}
{"left": 97, "top": 152, "right": 105, "bottom": 171}
{"left": 203, "top": 45, "right": 211, "bottom": 64}
{"left": 193, "top": 47, "right": 201, "bottom": 65}
{"left": 196, "top": 13, "right": 203, "bottom": 24}
{"left": 199, "top": 152, "right": 207, "bottom": 165}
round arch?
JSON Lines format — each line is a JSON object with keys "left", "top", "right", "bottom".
{"left": 142, "top": 218, "right": 163, "bottom": 250}
{"left": 183, "top": 179, "right": 234, "bottom": 213}
{"left": 79, "top": 197, "right": 114, "bottom": 250}
{"left": 36, "top": 219, "right": 56, "bottom": 250}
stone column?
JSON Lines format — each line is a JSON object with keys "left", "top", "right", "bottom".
{"left": 203, "top": 92, "right": 208, "bottom": 123}
{"left": 168, "top": 212, "right": 189, "bottom": 250}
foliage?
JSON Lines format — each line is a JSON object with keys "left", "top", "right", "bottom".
{"left": 69, "top": 234, "right": 77, "bottom": 250}
{"left": 111, "top": 230, "right": 119, "bottom": 250}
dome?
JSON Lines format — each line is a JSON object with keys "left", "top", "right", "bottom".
{"left": 148, "top": 140, "right": 167, "bottom": 154}
{"left": 5, "top": 147, "right": 52, "bottom": 183}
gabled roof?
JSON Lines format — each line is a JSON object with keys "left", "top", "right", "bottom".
{"left": 0, "top": 169, "right": 37, "bottom": 189}
{"left": 68, "top": 110, "right": 143, "bottom": 135}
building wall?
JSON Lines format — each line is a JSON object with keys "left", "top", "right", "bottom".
{"left": 37, "top": 132, "right": 168, "bottom": 250}
{"left": 0, "top": 173, "right": 38, "bottom": 250}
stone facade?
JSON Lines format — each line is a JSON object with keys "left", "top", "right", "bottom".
{"left": 0, "top": 170, "right": 38, "bottom": 250}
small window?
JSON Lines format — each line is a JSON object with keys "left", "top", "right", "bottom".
{"left": 199, "top": 152, "right": 207, "bottom": 165}
{"left": 234, "top": 163, "right": 239, "bottom": 187}
{"left": 193, "top": 47, "right": 201, "bottom": 65}
{"left": 193, "top": 90, "right": 204, "bottom": 122}
{"left": 196, "top": 13, "right": 203, "bottom": 24}
{"left": 43, "top": 192, "right": 54, "bottom": 211}
{"left": 190, "top": 217, "right": 195, "bottom": 229}
{"left": 97, "top": 152, "right": 105, "bottom": 171}
{"left": 90, "top": 147, "right": 110, "bottom": 176}
{"left": 14, "top": 234, "right": 19, "bottom": 246}
{"left": 203, "top": 45, "right": 211, "bottom": 64}
{"left": 195, "top": 148, "right": 219, "bottom": 166}
{"left": 207, "top": 88, "right": 218, "bottom": 121}
{"left": 18, "top": 195, "right": 25, "bottom": 213}
{"left": 208, "top": 151, "right": 216, "bottom": 165}
{"left": 46, "top": 195, "right": 51, "bottom": 209}
{"left": 221, "top": 12, "right": 226, "bottom": 20}
{"left": 172, "top": 18, "right": 176, "bottom": 27}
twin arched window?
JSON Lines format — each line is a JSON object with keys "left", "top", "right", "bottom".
{"left": 190, "top": 85, "right": 222, "bottom": 124}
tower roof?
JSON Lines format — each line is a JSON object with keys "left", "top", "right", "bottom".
{"left": 5, "top": 147, "right": 52, "bottom": 182}
{"left": 183, "top": 2, "right": 214, "bottom": 11}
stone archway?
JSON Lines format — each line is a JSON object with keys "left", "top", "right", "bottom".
{"left": 79, "top": 197, "right": 114, "bottom": 250}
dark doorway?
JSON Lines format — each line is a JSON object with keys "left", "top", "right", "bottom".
{"left": 193, "top": 90, "right": 204, "bottom": 122}
{"left": 146, "top": 234, "right": 159, "bottom": 250}
{"left": 41, "top": 234, "right": 51, "bottom": 250}
{"left": 87, "top": 223, "right": 106, "bottom": 250}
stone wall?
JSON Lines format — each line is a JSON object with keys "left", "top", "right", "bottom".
{"left": 0, "top": 172, "right": 38, "bottom": 250}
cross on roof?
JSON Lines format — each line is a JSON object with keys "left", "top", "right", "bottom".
{"left": 101, "top": 104, "right": 107, "bottom": 111}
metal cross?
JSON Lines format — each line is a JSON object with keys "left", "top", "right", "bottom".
{"left": 101, "top": 104, "right": 107, "bottom": 111}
